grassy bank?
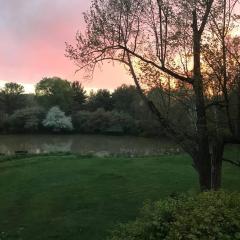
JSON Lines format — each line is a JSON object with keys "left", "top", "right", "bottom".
{"left": 0, "top": 154, "right": 239, "bottom": 240}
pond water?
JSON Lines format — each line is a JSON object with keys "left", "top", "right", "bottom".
{"left": 0, "top": 134, "right": 180, "bottom": 156}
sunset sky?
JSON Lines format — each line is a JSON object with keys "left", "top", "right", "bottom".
{"left": 0, "top": 0, "right": 131, "bottom": 92}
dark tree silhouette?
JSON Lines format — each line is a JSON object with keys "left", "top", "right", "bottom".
{"left": 0, "top": 82, "right": 25, "bottom": 114}
{"left": 71, "top": 81, "right": 87, "bottom": 112}
{"left": 66, "top": 0, "right": 240, "bottom": 190}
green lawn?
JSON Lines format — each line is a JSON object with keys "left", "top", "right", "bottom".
{"left": 0, "top": 154, "right": 239, "bottom": 240}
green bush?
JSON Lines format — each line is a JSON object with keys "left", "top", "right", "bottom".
{"left": 8, "top": 107, "right": 45, "bottom": 133}
{"left": 137, "top": 119, "right": 164, "bottom": 137}
{"left": 110, "top": 191, "right": 240, "bottom": 240}
{"left": 72, "top": 109, "right": 138, "bottom": 134}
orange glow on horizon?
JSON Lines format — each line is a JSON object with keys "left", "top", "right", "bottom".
{"left": 0, "top": 1, "right": 239, "bottom": 92}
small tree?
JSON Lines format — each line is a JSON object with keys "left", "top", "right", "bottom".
{"left": 71, "top": 81, "right": 87, "bottom": 112}
{"left": 35, "top": 77, "right": 73, "bottom": 112}
{"left": 87, "top": 89, "right": 113, "bottom": 111}
{"left": 0, "top": 82, "right": 25, "bottom": 114}
{"left": 42, "top": 106, "right": 73, "bottom": 132}
{"left": 112, "top": 84, "right": 140, "bottom": 116}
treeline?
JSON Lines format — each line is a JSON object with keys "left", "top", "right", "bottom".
{"left": 0, "top": 77, "right": 163, "bottom": 136}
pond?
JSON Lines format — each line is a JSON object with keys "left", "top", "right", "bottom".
{"left": 0, "top": 134, "right": 180, "bottom": 156}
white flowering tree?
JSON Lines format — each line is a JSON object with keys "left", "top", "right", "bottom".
{"left": 43, "top": 106, "right": 73, "bottom": 132}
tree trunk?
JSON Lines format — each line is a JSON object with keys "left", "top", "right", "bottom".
{"left": 192, "top": 10, "right": 212, "bottom": 191}
{"left": 210, "top": 141, "right": 224, "bottom": 190}
{"left": 194, "top": 154, "right": 212, "bottom": 191}
{"left": 236, "top": 78, "right": 240, "bottom": 138}
{"left": 194, "top": 142, "right": 224, "bottom": 191}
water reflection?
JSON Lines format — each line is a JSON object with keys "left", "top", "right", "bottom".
{"left": 0, "top": 134, "right": 179, "bottom": 156}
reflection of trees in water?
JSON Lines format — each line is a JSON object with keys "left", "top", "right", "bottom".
{"left": 0, "top": 145, "right": 12, "bottom": 155}
{"left": 0, "top": 135, "right": 178, "bottom": 155}
{"left": 0, "top": 142, "right": 34, "bottom": 155}
{"left": 70, "top": 136, "right": 177, "bottom": 155}
{"left": 0, "top": 136, "right": 73, "bottom": 154}
{"left": 42, "top": 139, "right": 72, "bottom": 153}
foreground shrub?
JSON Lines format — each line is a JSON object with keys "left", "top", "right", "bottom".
{"left": 110, "top": 191, "right": 240, "bottom": 240}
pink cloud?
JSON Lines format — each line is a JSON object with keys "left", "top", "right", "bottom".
{"left": 0, "top": 0, "right": 131, "bottom": 90}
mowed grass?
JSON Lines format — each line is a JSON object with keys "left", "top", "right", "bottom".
{"left": 0, "top": 153, "right": 239, "bottom": 240}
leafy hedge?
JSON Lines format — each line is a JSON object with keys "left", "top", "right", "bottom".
{"left": 110, "top": 191, "right": 240, "bottom": 240}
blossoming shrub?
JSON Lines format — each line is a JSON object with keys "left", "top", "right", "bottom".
{"left": 43, "top": 106, "right": 73, "bottom": 132}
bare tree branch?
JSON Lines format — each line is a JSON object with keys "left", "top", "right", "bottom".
{"left": 223, "top": 158, "right": 240, "bottom": 167}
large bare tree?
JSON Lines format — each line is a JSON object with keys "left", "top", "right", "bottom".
{"left": 66, "top": 0, "right": 240, "bottom": 190}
